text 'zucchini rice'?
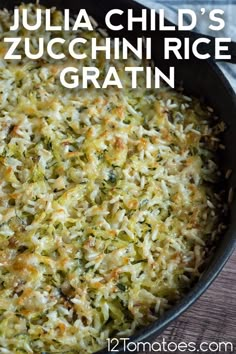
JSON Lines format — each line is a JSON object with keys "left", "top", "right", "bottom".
{"left": 0, "top": 3, "right": 227, "bottom": 354}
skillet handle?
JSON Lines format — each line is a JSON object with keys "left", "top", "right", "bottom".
{"left": 188, "top": 31, "right": 236, "bottom": 64}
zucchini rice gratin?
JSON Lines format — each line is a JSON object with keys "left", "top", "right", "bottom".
{"left": 0, "top": 4, "right": 228, "bottom": 354}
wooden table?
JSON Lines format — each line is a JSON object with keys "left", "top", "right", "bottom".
{"left": 140, "top": 252, "right": 236, "bottom": 353}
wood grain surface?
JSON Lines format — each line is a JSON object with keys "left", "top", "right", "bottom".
{"left": 140, "top": 251, "right": 236, "bottom": 353}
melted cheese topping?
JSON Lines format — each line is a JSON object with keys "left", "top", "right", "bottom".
{"left": 0, "top": 4, "right": 226, "bottom": 353}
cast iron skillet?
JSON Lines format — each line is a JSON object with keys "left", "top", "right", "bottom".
{"left": 1, "top": 0, "right": 236, "bottom": 352}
